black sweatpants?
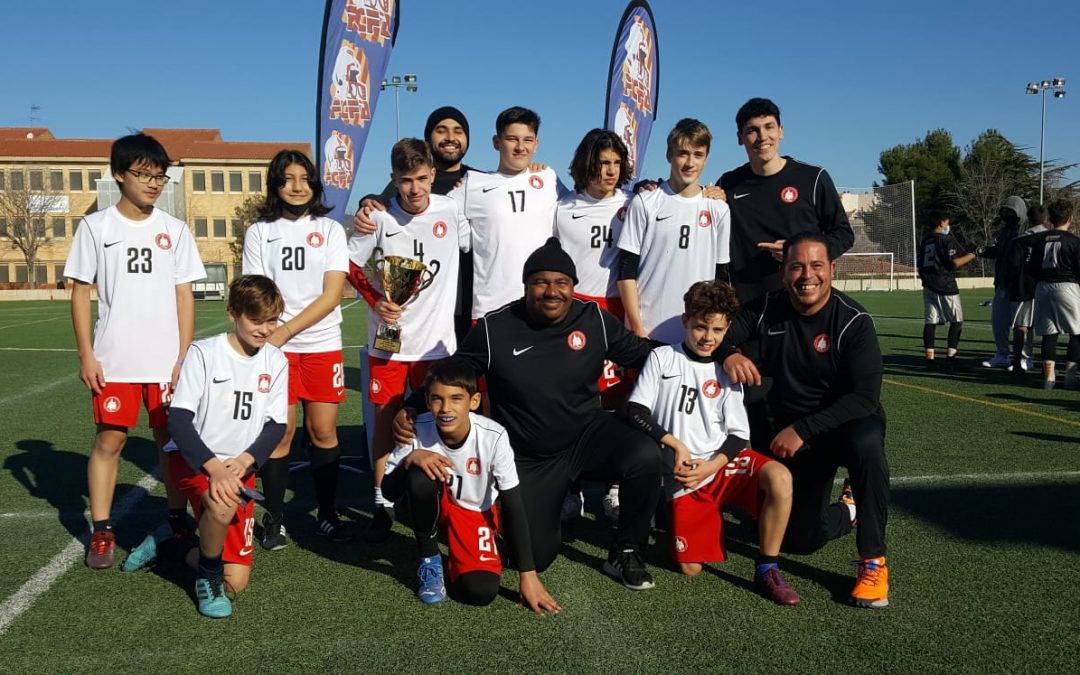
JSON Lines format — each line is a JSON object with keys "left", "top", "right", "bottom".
{"left": 514, "top": 412, "right": 662, "bottom": 573}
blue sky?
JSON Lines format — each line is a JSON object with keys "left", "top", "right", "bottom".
{"left": 2, "top": 0, "right": 1076, "bottom": 208}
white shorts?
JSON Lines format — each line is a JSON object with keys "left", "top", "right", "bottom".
{"left": 923, "top": 289, "right": 963, "bottom": 324}
{"left": 1033, "top": 282, "right": 1080, "bottom": 336}
{"left": 1011, "top": 300, "right": 1034, "bottom": 329}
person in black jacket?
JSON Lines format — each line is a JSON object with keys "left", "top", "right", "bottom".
{"left": 1002, "top": 204, "right": 1049, "bottom": 373}
{"left": 917, "top": 212, "right": 977, "bottom": 371}
{"left": 720, "top": 232, "right": 890, "bottom": 609}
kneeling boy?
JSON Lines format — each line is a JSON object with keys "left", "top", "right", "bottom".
{"left": 626, "top": 280, "right": 799, "bottom": 605}
{"left": 381, "top": 358, "right": 559, "bottom": 614}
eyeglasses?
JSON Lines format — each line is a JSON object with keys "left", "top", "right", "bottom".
{"left": 126, "top": 169, "right": 169, "bottom": 186}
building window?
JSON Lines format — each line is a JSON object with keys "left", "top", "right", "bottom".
{"left": 11, "top": 171, "right": 24, "bottom": 190}
{"left": 32, "top": 218, "right": 45, "bottom": 238}
{"left": 30, "top": 171, "right": 44, "bottom": 191}
{"left": 248, "top": 171, "right": 262, "bottom": 193}
{"left": 0, "top": 265, "right": 8, "bottom": 283}
{"left": 51, "top": 170, "right": 64, "bottom": 191}
{"left": 69, "top": 170, "right": 83, "bottom": 191}
{"left": 88, "top": 170, "right": 101, "bottom": 188}
{"left": 15, "top": 265, "right": 28, "bottom": 283}
{"left": 229, "top": 172, "right": 242, "bottom": 192}
{"left": 192, "top": 171, "right": 206, "bottom": 192}
{"left": 35, "top": 265, "right": 47, "bottom": 284}
{"left": 195, "top": 218, "right": 208, "bottom": 238}
{"left": 53, "top": 264, "right": 65, "bottom": 284}
{"left": 52, "top": 217, "right": 66, "bottom": 238}
{"left": 211, "top": 172, "right": 224, "bottom": 193}
{"left": 213, "top": 218, "right": 226, "bottom": 238}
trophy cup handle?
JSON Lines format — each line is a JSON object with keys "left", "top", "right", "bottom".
{"left": 417, "top": 259, "right": 440, "bottom": 293}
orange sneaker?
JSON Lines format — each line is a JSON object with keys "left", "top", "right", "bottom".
{"left": 850, "top": 556, "right": 888, "bottom": 608}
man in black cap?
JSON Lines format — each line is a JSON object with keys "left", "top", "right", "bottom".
{"left": 394, "top": 238, "right": 663, "bottom": 590}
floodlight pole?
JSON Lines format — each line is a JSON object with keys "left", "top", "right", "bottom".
{"left": 381, "top": 73, "right": 419, "bottom": 141}
{"left": 1026, "top": 78, "right": 1067, "bottom": 204}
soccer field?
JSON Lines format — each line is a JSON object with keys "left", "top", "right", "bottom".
{"left": 0, "top": 291, "right": 1077, "bottom": 672}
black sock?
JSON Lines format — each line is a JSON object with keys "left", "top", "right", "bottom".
{"left": 92, "top": 519, "right": 112, "bottom": 533}
{"left": 311, "top": 445, "right": 341, "bottom": 522}
{"left": 922, "top": 324, "right": 936, "bottom": 351}
{"left": 1042, "top": 334, "right": 1059, "bottom": 363}
{"left": 167, "top": 508, "right": 188, "bottom": 534}
{"left": 947, "top": 322, "right": 962, "bottom": 351}
{"left": 198, "top": 553, "right": 224, "bottom": 582}
{"left": 755, "top": 554, "right": 779, "bottom": 566}
{"left": 1011, "top": 329, "right": 1026, "bottom": 366}
{"left": 260, "top": 456, "right": 290, "bottom": 522}
{"left": 159, "top": 537, "right": 198, "bottom": 564}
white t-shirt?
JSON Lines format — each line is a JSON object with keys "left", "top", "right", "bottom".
{"left": 448, "top": 168, "right": 567, "bottom": 318}
{"left": 617, "top": 182, "right": 731, "bottom": 343}
{"left": 348, "top": 195, "right": 470, "bottom": 361}
{"left": 553, "top": 190, "right": 631, "bottom": 299}
{"left": 63, "top": 206, "right": 206, "bottom": 382}
{"left": 242, "top": 215, "right": 349, "bottom": 353}
{"left": 629, "top": 343, "right": 749, "bottom": 498}
{"left": 385, "top": 412, "right": 519, "bottom": 513}
{"left": 170, "top": 334, "right": 289, "bottom": 462}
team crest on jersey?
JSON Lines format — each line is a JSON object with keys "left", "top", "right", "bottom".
{"left": 258, "top": 374, "right": 272, "bottom": 394}
{"left": 674, "top": 536, "right": 687, "bottom": 553}
{"left": 154, "top": 233, "right": 172, "bottom": 250}
{"left": 567, "top": 331, "right": 587, "bottom": 351}
{"left": 616, "top": 206, "right": 628, "bottom": 222}
{"left": 369, "top": 378, "right": 382, "bottom": 395}
{"left": 780, "top": 186, "right": 799, "bottom": 203}
{"left": 528, "top": 175, "right": 543, "bottom": 190}
{"left": 307, "top": 232, "right": 325, "bottom": 248}
{"left": 103, "top": 396, "right": 121, "bottom": 414}
{"left": 813, "top": 333, "right": 831, "bottom": 353}
{"left": 433, "top": 221, "right": 448, "bottom": 239}
{"left": 698, "top": 210, "right": 712, "bottom": 228}
{"left": 702, "top": 379, "right": 722, "bottom": 399}
{"left": 466, "top": 457, "right": 481, "bottom": 476}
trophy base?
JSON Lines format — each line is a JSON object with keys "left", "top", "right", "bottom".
{"left": 374, "top": 323, "right": 402, "bottom": 354}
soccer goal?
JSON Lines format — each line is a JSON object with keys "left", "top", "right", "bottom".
{"left": 835, "top": 252, "right": 894, "bottom": 291}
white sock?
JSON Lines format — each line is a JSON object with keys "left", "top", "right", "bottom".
{"left": 374, "top": 486, "right": 391, "bottom": 508}
{"left": 847, "top": 503, "right": 857, "bottom": 523}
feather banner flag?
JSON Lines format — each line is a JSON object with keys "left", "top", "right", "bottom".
{"left": 316, "top": 0, "right": 401, "bottom": 224}
{"left": 603, "top": 0, "right": 659, "bottom": 183}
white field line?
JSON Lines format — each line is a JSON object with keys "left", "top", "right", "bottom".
{"left": 0, "top": 373, "right": 76, "bottom": 407}
{"left": 0, "top": 347, "right": 76, "bottom": 352}
{"left": 0, "top": 472, "right": 159, "bottom": 637}
{"left": 0, "top": 316, "right": 66, "bottom": 332}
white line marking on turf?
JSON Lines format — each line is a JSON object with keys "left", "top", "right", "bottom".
{"left": 0, "top": 316, "right": 66, "bottom": 331}
{"left": 0, "top": 347, "right": 76, "bottom": 352}
{"left": 0, "top": 472, "right": 159, "bottom": 637}
{"left": 0, "top": 373, "right": 75, "bottom": 407}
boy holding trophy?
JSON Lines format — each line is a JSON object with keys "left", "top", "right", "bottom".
{"left": 348, "top": 138, "right": 471, "bottom": 540}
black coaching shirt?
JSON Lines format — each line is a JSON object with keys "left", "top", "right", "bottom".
{"left": 1027, "top": 230, "right": 1080, "bottom": 283}
{"left": 718, "top": 158, "right": 854, "bottom": 304}
{"left": 917, "top": 231, "right": 966, "bottom": 295}
{"left": 455, "top": 299, "right": 654, "bottom": 457}
{"left": 723, "top": 289, "right": 883, "bottom": 440}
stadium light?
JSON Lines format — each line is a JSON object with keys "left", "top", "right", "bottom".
{"left": 381, "top": 73, "right": 419, "bottom": 140}
{"left": 1026, "top": 77, "right": 1067, "bottom": 204}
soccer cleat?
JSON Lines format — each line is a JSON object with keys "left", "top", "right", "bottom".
{"left": 981, "top": 355, "right": 1010, "bottom": 369}
{"left": 316, "top": 515, "right": 355, "bottom": 542}
{"left": 560, "top": 491, "right": 584, "bottom": 521}
{"left": 850, "top": 557, "right": 889, "bottom": 608}
{"left": 416, "top": 555, "right": 447, "bottom": 605}
{"left": 603, "top": 547, "right": 655, "bottom": 590}
{"left": 363, "top": 506, "right": 395, "bottom": 544}
{"left": 601, "top": 486, "right": 621, "bottom": 525}
{"left": 260, "top": 514, "right": 288, "bottom": 551}
{"left": 86, "top": 530, "right": 116, "bottom": 570}
{"left": 194, "top": 576, "right": 233, "bottom": 618}
{"left": 122, "top": 534, "right": 159, "bottom": 572}
{"left": 754, "top": 567, "right": 800, "bottom": 606}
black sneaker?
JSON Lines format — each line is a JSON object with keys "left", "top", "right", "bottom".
{"left": 603, "top": 547, "right": 655, "bottom": 590}
{"left": 363, "top": 506, "right": 395, "bottom": 544}
{"left": 260, "top": 513, "right": 288, "bottom": 551}
{"left": 316, "top": 514, "right": 355, "bottom": 542}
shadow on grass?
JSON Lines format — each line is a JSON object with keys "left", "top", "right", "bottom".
{"left": 985, "top": 391, "right": 1080, "bottom": 414}
{"left": 1011, "top": 431, "right": 1080, "bottom": 444}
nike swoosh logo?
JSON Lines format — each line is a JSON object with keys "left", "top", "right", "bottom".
{"left": 656, "top": 215, "right": 673, "bottom": 221}
{"left": 212, "top": 377, "right": 231, "bottom": 383}
{"left": 767, "top": 328, "right": 786, "bottom": 336}
{"left": 733, "top": 193, "right": 750, "bottom": 199}
{"left": 571, "top": 213, "right": 586, "bottom": 220}
{"left": 385, "top": 231, "right": 401, "bottom": 238}
{"left": 512, "top": 347, "right": 534, "bottom": 356}
{"left": 267, "top": 237, "right": 283, "bottom": 243}
{"left": 104, "top": 241, "right": 122, "bottom": 248}
{"left": 479, "top": 555, "right": 498, "bottom": 562}
{"left": 661, "top": 374, "right": 679, "bottom": 379}
{"left": 238, "top": 547, "right": 253, "bottom": 556}
{"left": 482, "top": 186, "right": 499, "bottom": 193}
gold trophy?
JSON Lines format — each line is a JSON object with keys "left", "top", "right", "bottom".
{"left": 365, "top": 247, "right": 440, "bottom": 353}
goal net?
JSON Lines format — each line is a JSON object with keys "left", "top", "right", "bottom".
{"left": 837, "top": 180, "right": 916, "bottom": 291}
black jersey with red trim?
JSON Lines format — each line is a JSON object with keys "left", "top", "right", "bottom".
{"left": 723, "top": 289, "right": 883, "bottom": 439}
{"left": 1027, "top": 230, "right": 1080, "bottom": 283}
{"left": 455, "top": 299, "right": 654, "bottom": 457}
{"left": 717, "top": 158, "right": 853, "bottom": 303}
{"left": 917, "top": 232, "right": 966, "bottom": 295}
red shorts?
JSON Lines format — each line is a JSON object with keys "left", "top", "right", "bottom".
{"left": 440, "top": 488, "right": 501, "bottom": 582}
{"left": 367, "top": 356, "right": 432, "bottom": 407}
{"left": 670, "top": 449, "right": 772, "bottom": 564}
{"left": 574, "top": 295, "right": 632, "bottom": 394}
{"left": 92, "top": 382, "right": 172, "bottom": 429}
{"left": 168, "top": 453, "right": 256, "bottom": 567}
{"left": 286, "top": 350, "right": 345, "bottom": 405}
{"left": 574, "top": 293, "right": 625, "bottom": 321}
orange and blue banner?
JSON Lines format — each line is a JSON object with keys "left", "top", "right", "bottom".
{"left": 316, "top": 0, "right": 401, "bottom": 224}
{"left": 604, "top": 0, "right": 659, "bottom": 182}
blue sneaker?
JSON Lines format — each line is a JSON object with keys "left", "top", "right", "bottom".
{"left": 194, "top": 576, "right": 232, "bottom": 618}
{"left": 417, "top": 556, "right": 446, "bottom": 605}
{"left": 121, "top": 534, "right": 159, "bottom": 573}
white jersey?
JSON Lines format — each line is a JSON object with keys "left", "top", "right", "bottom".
{"left": 242, "top": 216, "right": 349, "bottom": 353}
{"left": 385, "top": 412, "right": 519, "bottom": 512}
{"left": 348, "top": 194, "right": 471, "bottom": 361}
{"left": 448, "top": 168, "right": 567, "bottom": 318}
{"left": 629, "top": 343, "right": 749, "bottom": 498}
{"left": 553, "top": 190, "right": 631, "bottom": 299}
{"left": 170, "top": 334, "right": 289, "bottom": 462}
{"left": 63, "top": 206, "right": 205, "bottom": 383}
{"left": 617, "top": 182, "right": 731, "bottom": 343}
